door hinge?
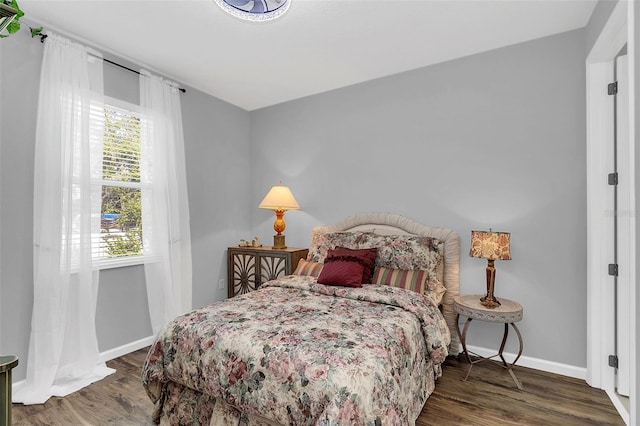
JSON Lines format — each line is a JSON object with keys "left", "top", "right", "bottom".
{"left": 608, "top": 81, "right": 618, "bottom": 95}
{"left": 608, "top": 173, "right": 618, "bottom": 185}
{"left": 608, "top": 354, "right": 619, "bottom": 368}
{"left": 608, "top": 263, "right": 619, "bottom": 276}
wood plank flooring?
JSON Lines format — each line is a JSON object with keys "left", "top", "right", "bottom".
{"left": 419, "top": 356, "right": 624, "bottom": 426}
{"left": 12, "top": 348, "right": 624, "bottom": 425}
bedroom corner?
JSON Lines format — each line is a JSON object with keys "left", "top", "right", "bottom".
{"left": 249, "top": 27, "right": 589, "bottom": 380}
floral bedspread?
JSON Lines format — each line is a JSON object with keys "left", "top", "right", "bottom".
{"left": 142, "top": 275, "right": 451, "bottom": 425}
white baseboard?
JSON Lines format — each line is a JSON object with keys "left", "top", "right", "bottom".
{"left": 98, "top": 335, "right": 155, "bottom": 363}
{"left": 465, "top": 344, "right": 587, "bottom": 380}
{"left": 12, "top": 379, "right": 24, "bottom": 394}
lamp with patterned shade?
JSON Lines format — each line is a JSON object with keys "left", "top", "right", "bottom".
{"left": 469, "top": 230, "right": 511, "bottom": 308}
{"left": 259, "top": 182, "right": 300, "bottom": 249}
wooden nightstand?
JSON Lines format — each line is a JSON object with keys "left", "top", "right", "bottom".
{"left": 227, "top": 246, "right": 308, "bottom": 298}
{"left": 454, "top": 294, "right": 524, "bottom": 390}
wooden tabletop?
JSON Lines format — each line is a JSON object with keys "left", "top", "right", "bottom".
{"left": 454, "top": 294, "right": 523, "bottom": 323}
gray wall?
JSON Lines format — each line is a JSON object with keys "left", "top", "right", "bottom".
{"left": 250, "top": 29, "right": 587, "bottom": 367}
{"left": 0, "top": 29, "right": 250, "bottom": 380}
{"left": 585, "top": 0, "right": 618, "bottom": 55}
{"left": 0, "top": 31, "right": 42, "bottom": 378}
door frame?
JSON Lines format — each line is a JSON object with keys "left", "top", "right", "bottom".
{"left": 585, "top": 1, "right": 636, "bottom": 424}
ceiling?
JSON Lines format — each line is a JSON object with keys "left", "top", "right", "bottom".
{"left": 19, "top": 0, "right": 597, "bottom": 111}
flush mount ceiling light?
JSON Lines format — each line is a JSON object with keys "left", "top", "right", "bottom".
{"left": 214, "top": 0, "right": 291, "bottom": 22}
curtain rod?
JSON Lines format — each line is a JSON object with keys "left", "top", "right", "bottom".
{"left": 36, "top": 32, "right": 186, "bottom": 94}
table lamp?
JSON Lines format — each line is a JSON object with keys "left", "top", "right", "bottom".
{"left": 259, "top": 182, "right": 300, "bottom": 249}
{"left": 469, "top": 230, "right": 511, "bottom": 308}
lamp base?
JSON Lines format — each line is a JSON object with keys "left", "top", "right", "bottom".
{"left": 272, "top": 234, "right": 286, "bottom": 250}
{"left": 479, "top": 294, "right": 501, "bottom": 309}
{"left": 480, "top": 259, "right": 500, "bottom": 308}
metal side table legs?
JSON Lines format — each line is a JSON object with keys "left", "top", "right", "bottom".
{"left": 456, "top": 315, "right": 524, "bottom": 390}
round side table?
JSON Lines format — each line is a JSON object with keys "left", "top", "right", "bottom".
{"left": 1, "top": 355, "right": 18, "bottom": 426}
{"left": 454, "top": 294, "right": 524, "bottom": 390}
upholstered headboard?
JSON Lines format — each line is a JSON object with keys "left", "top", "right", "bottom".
{"left": 311, "top": 212, "right": 460, "bottom": 355}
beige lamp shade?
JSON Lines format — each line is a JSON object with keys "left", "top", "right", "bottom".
{"left": 469, "top": 230, "right": 511, "bottom": 261}
{"left": 259, "top": 182, "right": 299, "bottom": 249}
{"left": 258, "top": 182, "right": 300, "bottom": 211}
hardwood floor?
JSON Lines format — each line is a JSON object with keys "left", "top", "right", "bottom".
{"left": 419, "top": 357, "right": 624, "bottom": 426}
{"left": 12, "top": 349, "right": 155, "bottom": 426}
{"left": 12, "top": 348, "right": 624, "bottom": 425}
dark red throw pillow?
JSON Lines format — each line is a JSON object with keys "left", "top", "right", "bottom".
{"left": 317, "top": 257, "right": 365, "bottom": 287}
{"left": 328, "top": 247, "right": 377, "bottom": 284}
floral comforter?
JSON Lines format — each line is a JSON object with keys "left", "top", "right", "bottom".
{"left": 142, "top": 275, "right": 451, "bottom": 425}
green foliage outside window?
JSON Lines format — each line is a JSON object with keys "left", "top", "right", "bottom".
{"left": 101, "top": 186, "right": 142, "bottom": 257}
{"left": 101, "top": 105, "right": 144, "bottom": 258}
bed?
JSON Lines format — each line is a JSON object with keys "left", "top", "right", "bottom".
{"left": 142, "top": 212, "right": 460, "bottom": 425}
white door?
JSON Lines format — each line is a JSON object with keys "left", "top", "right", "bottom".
{"left": 614, "top": 53, "right": 630, "bottom": 397}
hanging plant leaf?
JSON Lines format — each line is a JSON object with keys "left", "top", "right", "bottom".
{"left": 9, "top": 0, "right": 23, "bottom": 16}
{"left": 0, "top": 0, "right": 24, "bottom": 37}
{"left": 5, "top": 18, "right": 19, "bottom": 34}
{"left": 30, "top": 26, "right": 43, "bottom": 38}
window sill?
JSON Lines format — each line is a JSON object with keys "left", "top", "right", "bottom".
{"left": 95, "top": 254, "right": 161, "bottom": 271}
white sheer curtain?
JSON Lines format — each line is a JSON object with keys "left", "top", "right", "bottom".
{"left": 140, "top": 70, "right": 193, "bottom": 335}
{"left": 13, "top": 34, "right": 113, "bottom": 405}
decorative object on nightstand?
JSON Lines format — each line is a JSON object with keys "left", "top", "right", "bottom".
{"left": 454, "top": 294, "right": 524, "bottom": 390}
{"left": 239, "top": 236, "right": 262, "bottom": 247}
{"left": 469, "top": 230, "right": 511, "bottom": 308}
{"left": 227, "top": 246, "right": 308, "bottom": 297}
{"left": 259, "top": 182, "right": 300, "bottom": 249}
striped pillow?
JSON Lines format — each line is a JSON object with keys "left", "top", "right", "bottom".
{"left": 372, "top": 266, "right": 446, "bottom": 305}
{"left": 292, "top": 259, "right": 323, "bottom": 277}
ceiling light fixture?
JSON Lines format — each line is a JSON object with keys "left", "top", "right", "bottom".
{"left": 214, "top": 0, "right": 291, "bottom": 22}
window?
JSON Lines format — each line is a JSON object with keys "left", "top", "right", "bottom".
{"left": 94, "top": 100, "right": 144, "bottom": 267}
